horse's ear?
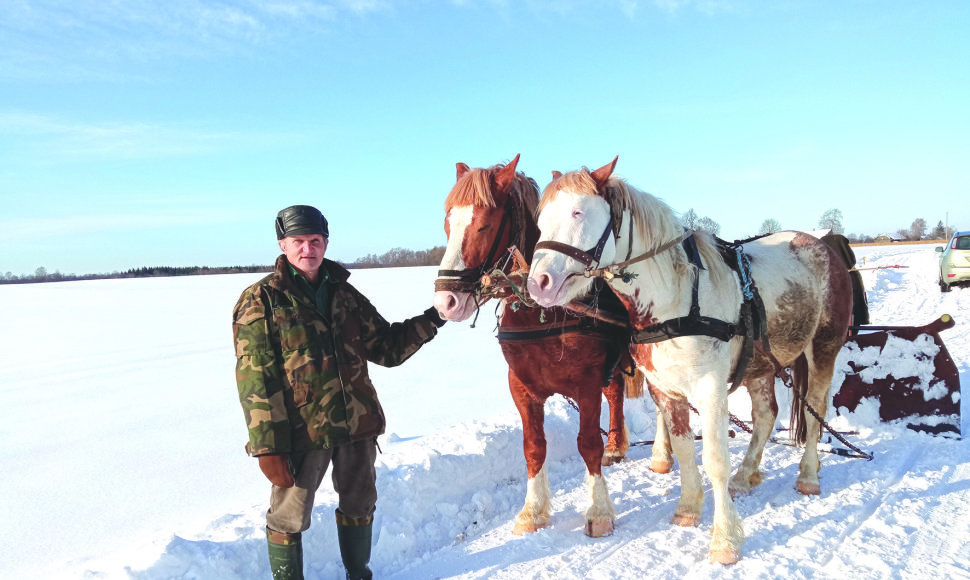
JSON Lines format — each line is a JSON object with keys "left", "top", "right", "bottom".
{"left": 551, "top": 170, "right": 563, "bottom": 181}
{"left": 456, "top": 162, "right": 471, "bottom": 181}
{"left": 590, "top": 156, "right": 619, "bottom": 193}
{"left": 493, "top": 154, "right": 520, "bottom": 194}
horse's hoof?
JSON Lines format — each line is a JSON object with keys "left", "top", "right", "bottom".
{"left": 709, "top": 549, "right": 741, "bottom": 565}
{"left": 585, "top": 519, "right": 615, "bottom": 537}
{"left": 671, "top": 513, "right": 700, "bottom": 527}
{"left": 512, "top": 520, "right": 546, "bottom": 535}
{"left": 601, "top": 454, "right": 624, "bottom": 467}
{"left": 795, "top": 480, "right": 821, "bottom": 495}
{"left": 650, "top": 459, "right": 673, "bottom": 474}
{"left": 729, "top": 480, "right": 754, "bottom": 499}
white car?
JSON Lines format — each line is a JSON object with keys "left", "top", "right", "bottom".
{"left": 936, "top": 230, "right": 970, "bottom": 292}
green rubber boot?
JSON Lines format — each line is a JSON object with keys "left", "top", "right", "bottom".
{"left": 266, "top": 527, "right": 304, "bottom": 580}
{"left": 336, "top": 511, "right": 373, "bottom": 580}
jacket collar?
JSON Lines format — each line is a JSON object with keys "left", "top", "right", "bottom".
{"left": 269, "top": 255, "right": 350, "bottom": 294}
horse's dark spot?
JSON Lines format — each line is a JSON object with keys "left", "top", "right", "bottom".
{"left": 772, "top": 279, "right": 817, "bottom": 356}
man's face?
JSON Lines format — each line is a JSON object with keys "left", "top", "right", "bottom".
{"left": 279, "top": 234, "right": 327, "bottom": 281}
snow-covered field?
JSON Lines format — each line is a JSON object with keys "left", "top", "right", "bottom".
{"left": 3, "top": 243, "right": 968, "bottom": 579}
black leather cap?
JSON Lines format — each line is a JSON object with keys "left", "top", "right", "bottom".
{"left": 275, "top": 205, "right": 329, "bottom": 240}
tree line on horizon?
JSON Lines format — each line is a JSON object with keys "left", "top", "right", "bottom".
{"left": 1, "top": 246, "right": 449, "bottom": 285}
{"left": 3, "top": 208, "right": 958, "bottom": 285}
{"left": 753, "top": 208, "right": 956, "bottom": 244}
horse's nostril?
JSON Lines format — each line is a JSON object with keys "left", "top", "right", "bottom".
{"left": 542, "top": 274, "right": 554, "bottom": 291}
{"left": 529, "top": 273, "right": 551, "bottom": 293}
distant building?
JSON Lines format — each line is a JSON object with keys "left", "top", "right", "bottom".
{"left": 874, "top": 234, "right": 894, "bottom": 243}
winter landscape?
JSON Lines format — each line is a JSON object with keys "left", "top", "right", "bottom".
{"left": 3, "top": 241, "right": 968, "bottom": 579}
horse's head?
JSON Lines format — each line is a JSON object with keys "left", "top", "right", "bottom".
{"left": 527, "top": 157, "right": 620, "bottom": 308}
{"left": 434, "top": 154, "right": 538, "bottom": 321}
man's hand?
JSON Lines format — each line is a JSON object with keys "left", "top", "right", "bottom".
{"left": 258, "top": 453, "right": 295, "bottom": 488}
{"left": 424, "top": 306, "right": 447, "bottom": 328}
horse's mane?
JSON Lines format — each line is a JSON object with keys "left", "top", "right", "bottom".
{"left": 540, "top": 170, "right": 728, "bottom": 286}
{"left": 445, "top": 163, "right": 540, "bottom": 251}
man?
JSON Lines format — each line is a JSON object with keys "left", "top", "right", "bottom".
{"left": 233, "top": 205, "right": 446, "bottom": 579}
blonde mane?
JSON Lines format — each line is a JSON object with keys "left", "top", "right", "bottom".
{"left": 445, "top": 163, "right": 539, "bottom": 255}
{"left": 540, "top": 169, "right": 728, "bottom": 286}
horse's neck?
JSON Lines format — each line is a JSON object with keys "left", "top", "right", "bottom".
{"left": 613, "top": 213, "right": 691, "bottom": 326}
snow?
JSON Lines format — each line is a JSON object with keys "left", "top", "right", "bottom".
{"left": 2, "top": 243, "right": 969, "bottom": 579}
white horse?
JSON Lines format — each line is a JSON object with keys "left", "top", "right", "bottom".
{"left": 527, "top": 157, "right": 852, "bottom": 564}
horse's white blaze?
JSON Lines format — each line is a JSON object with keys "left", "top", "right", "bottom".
{"left": 433, "top": 205, "right": 478, "bottom": 321}
{"left": 513, "top": 465, "right": 551, "bottom": 533}
{"left": 441, "top": 205, "right": 474, "bottom": 272}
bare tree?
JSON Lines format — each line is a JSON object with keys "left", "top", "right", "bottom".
{"left": 818, "top": 208, "right": 844, "bottom": 235}
{"left": 759, "top": 218, "right": 782, "bottom": 235}
{"left": 696, "top": 216, "right": 721, "bottom": 236}
{"left": 682, "top": 208, "right": 698, "bottom": 230}
{"left": 908, "top": 218, "right": 927, "bottom": 241}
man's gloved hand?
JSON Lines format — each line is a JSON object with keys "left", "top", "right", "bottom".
{"left": 424, "top": 306, "right": 447, "bottom": 328}
{"left": 258, "top": 453, "right": 295, "bottom": 488}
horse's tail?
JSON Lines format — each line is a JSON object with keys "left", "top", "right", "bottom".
{"left": 789, "top": 354, "right": 810, "bottom": 445}
{"left": 624, "top": 366, "right": 645, "bottom": 399}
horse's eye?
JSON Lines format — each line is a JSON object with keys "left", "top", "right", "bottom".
{"left": 572, "top": 210, "right": 583, "bottom": 218}
{"left": 477, "top": 224, "right": 490, "bottom": 232}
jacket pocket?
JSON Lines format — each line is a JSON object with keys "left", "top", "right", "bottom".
{"left": 273, "top": 307, "right": 312, "bottom": 353}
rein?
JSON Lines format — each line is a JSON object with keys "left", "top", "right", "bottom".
{"left": 587, "top": 229, "right": 694, "bottom": 281}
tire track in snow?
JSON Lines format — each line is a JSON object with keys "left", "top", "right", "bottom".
{"left": 819, "top": 441, "right": 970, "bottom": 578}
{"left": 814, "top": 444, "right": 923, "bottom": 571}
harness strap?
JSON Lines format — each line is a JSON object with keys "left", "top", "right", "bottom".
{"left": 533, "top": 240, "right": 599, "bottom": 267}
{"left": 587, "top": 229, "right": 694, "bottom": 280}
{"left": 630, "top": 236, "right": 767, "bottom": 392}
{"left": 534, "top": 218, "right": 614, "bottom": 269}
{"left": 496, "top": 317, "right": 617, "bottom": 342}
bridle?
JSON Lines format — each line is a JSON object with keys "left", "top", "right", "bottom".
{"left": 534, "top": 208, "right": 693, "bottom": 282}
{"left": 434, "top": 195, "right": 516, "bottom": 297}
{"left": 533, "top": 217, "right": 614, "bottom": 273}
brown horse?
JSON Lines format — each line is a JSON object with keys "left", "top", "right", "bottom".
{"left": 433, "top": 155, "right": 640, "bottom": 537}
{"left": 527, "top": 157, "right": 852, "bottom": 563}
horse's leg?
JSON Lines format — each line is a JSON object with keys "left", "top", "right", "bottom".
{"left": 649, "top": 384, "right": 702, "bottom": 525}
{"left": 575, "top": 381, "right": 616, "bottom": 537}
{"left": 697, "top": 376, "right": 744, "bottom": 565}
{"left": 648, "top": 383, "right": 674, "bottom": 474}
{"left": 729, "top": 376, "right": 778, "bottom": 497}
{"left": 508, "top": 369, "right": 551, "bottom": 534}
{"left": 602, "top": 373, "right": 629, "bottom": 466}
{"left": 795, "top": 346, "right": 839, "bottom": 495}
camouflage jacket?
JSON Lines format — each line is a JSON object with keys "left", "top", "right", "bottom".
{"left": 233, "top": 255, "right": 440, "bottom": 455}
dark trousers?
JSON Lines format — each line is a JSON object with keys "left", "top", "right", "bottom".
{"left": 266, "top": 439, "right": 377, "bottom": 534}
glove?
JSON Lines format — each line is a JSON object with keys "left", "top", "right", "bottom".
{"left": 424, "top": 306, "right": 447, "bottom": 328}
{"left": 257, "top": 453, "right": 295, "bottom": 488}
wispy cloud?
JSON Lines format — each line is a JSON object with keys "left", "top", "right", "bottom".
{"left": 0, "top": 212, "right": 210, "bottom": 242}
{"left": 0, "top": 112, "right": 302, "bottom": 161}
{"left": 0, "top": 1, "right": 376, "bottom": 80}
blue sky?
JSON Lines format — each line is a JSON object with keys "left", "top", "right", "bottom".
{"left": 2, "top": 0, "right": 968, "bottom": 276}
